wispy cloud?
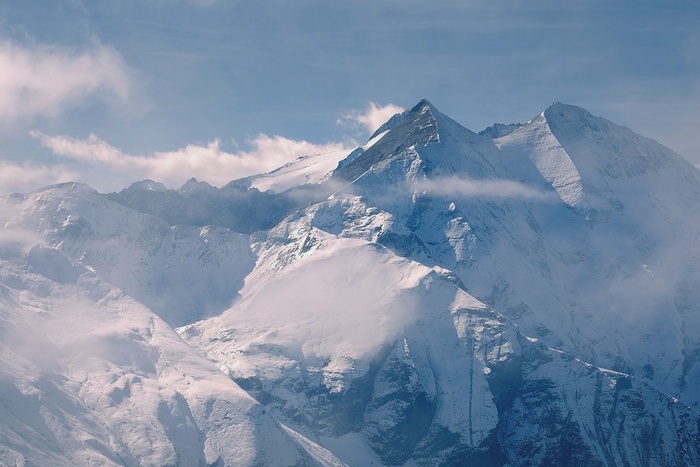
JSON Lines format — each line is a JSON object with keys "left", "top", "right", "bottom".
{"left": 0, "top": 41, "right": 136, "bottom": 123}
{"left": 412, "top": 176, "right": 556, "bottom": 201}
{"left": 30, "top": 131, "right": 354, "bottom": 189}
{"left": 0, "top": 161, "right": 78, "bottom": 195}
{"left": 338, "top": 102, "right": 405, "bottom": 135}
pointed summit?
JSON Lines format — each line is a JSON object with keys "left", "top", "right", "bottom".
{"left": 180, "top": 177, "right": 214, "bottom": 190}
{"left": 333, "top": 99, "right": 440, "bottom": 181}
{"left": 334, "top": 99, "right": 497, "bottom": 184}
{"left": 412, "top": 98, "right": 436, "bottom": 112}
{"left": 365, "top": 99, "right": 438, "bottom": 141}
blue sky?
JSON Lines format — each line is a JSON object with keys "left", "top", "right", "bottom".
{"left": 1, "top": 0, "right": 698, "bottom": 193}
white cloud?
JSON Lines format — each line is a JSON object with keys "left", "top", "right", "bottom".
{"left": 30, "top": 131, "right": 354, "bottom": 189}
{"left": 20, "top": 100, "right": 402, "bottom": 193}
{"left": 412, "top": 176, "right": 557, "bottom": 201}
{"left": 29, "top": 132, "right": 130, "bottom": 167}
{"left": 338, "top": 102, "right": 405, "bottom": 135}
{"left": 0, "top": 161, "right": 78, "bottom": 195}
{"left": 0, "top": 41, "right": 135, "bottom": 123}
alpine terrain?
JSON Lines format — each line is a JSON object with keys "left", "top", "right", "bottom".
{"left": 2, "top": 99, "right": 700, "bottom": 466}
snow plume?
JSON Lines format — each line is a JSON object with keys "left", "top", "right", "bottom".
{"left": 338, "top": 102, "right": 405, "bottom": 134}
{"left": 30, "top": 131, "right": 354, "bottom": 190}
{"left": 0, "top": 40, "right": 136, "bottom": 123}
{"left": 412, "top": 176, "right": 557, "bottom": 201}
{"left": 0, "top": 161, "right": 77, "bottom": 195}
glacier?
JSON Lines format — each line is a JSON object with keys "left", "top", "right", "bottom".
{"left": 2, "top": 99, "right": 700, "bottom": 465}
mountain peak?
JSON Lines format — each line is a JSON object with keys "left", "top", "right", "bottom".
{"left": 179, "top": 178, "right": 216, "bottom": 193}
{"left": 365, "top": 100, "right": 439, "bottom": 141}
{"left": 39, "top": 181, "right": 98, "bottom": 196}
{"left": 406, "top": 98, "right": 446, "bottom": 124}
{"left": 412, "top": 98, "right": 436, "bottom": 113}
{"left": 126, "top": 179, "right": 168, "bottom": 192}
{"left": 332, "top": 99, "right": 442, "bottom": 181}
{"left": 542, "top": 101, "right": 598, "bottom": 127}
{"left": 332, "top": 98, "right": 503, "bottom": 187}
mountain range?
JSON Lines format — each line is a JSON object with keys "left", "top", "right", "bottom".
{"left": 1, "top": 99, "right": 699, "bottom": 466}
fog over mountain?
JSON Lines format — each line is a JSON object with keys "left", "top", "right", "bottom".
{"left": 2, "top": 100, "right": 700, "bottom": 466}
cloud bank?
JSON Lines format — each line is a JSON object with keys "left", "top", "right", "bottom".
{"left": 0, "top": 100, "right": 403, "bottom": 194}
{"left": 30, "top": 131, "right": 354, "bottom": 189}
{"left": 0, "top": 41, "right": 135, "bottom": 123}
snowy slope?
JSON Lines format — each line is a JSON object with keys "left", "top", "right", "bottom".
{"left": 181, "top": 99, "right": 700, "bottom": 465}
{"left": 179, "top": 211, "right": 501, "bottom": 464}
{"left": 327, "top": 99, "right": 700, "bottom": 410}
{"left": 494, "top": 103, "right": 700, "bottom": 405}
{"left": 239, "top": 131, "right": 390, "bottom": 194}
{"left": 182, "top": 191, "right": 700, "bottom": 466}
{"left": 0, "top": 231, "right": 344, "bottom": 466}
{"left": 1, "top": 183, "right": 255, "bottom": 327}
{"left": 245, "top": 148, "right": 350, "bottom": 194}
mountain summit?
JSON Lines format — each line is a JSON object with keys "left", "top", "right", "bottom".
{"left": 2, "top": 100, "right": 700, "bottom": 466}
{"left": 335, "top": 98, "right": 499, "bottom": 184}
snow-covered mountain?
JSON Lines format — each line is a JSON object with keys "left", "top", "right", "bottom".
{"left": 2, "top": 99, "right": 700, "bottom": 466}
{"left": 333, "top": 100, "right": 700, "bottom": 408}
{"left": 0, "top": 222, "right": 343, "bottom": 465}
{"left": 1, "top": 183, "right": 256, "bottom": 327}
{"left": 106, "top": 178, "right": 294, "bottom": 234}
